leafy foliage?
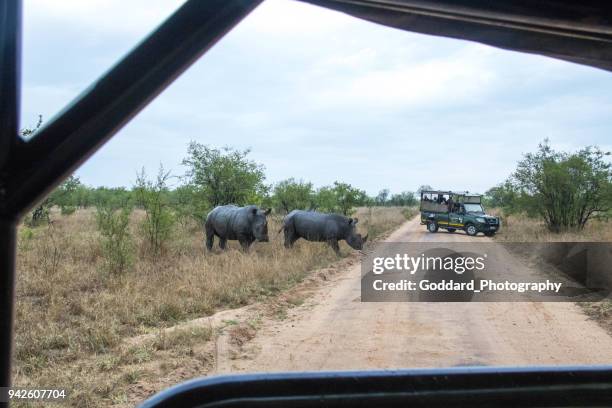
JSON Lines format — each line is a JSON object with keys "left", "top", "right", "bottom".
{"left": 493, "top": 140, "right": 611, "bottom": 231}
{"left": 21, "top": 137, "right": 417, "bottom": 230}
{"left": 315, "top": 182, "right": 369, "bottom": 216}
{"left": 134, "top": 166, "right": 175, "bottom": 257}
{"left": 182, "top": 142, "right": 267, "bottom": 210}
{"left": 96, "top": 204, "right": 133, "bottom": 275}
{"left": 272, "top": 178, "right": 316, "bottom": 214}
{"left": 375, "top": 189, "right": 390, "bottom": 206}
{"left": 375, "top": 190, "right": 417, "bottom": 207}
{"left": 49, "top": 175, "right": 82, "bottom": 215}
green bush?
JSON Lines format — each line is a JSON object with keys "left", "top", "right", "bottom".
{"left": 315, "top": 182, "right": 368, "bottom": 216}
{"left": 182, "top": 142, "right": 267, "bottom": 207}
{"left": 96, "top": 205, "right": 134, "bottom": 275}
{"left": 272, "top": 178, "right": 316, "bottom": 214}
{"left": 26, "top": 203, "right": 50, "bottom": 227}
{"left": 134, "top": 166, "right": 175, "bottom": 257}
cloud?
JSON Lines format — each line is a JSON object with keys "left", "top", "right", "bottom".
{"left": 25, "top": 0, "right": 185, "bottom": 36}
{"left": 20, "top": 0, "right": 612, "bottom": 196}
{"left": 309, "top": 45, "right": 496, "bottom": 111}
{"left": 238, "top": 0, "right": 352, "bottom": 35}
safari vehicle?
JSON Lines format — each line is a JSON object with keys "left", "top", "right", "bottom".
{"left": 420, "top": 190, "right": 501, "bottom": 236}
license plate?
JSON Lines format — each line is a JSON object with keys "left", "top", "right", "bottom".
{"left": 490, "top": 226, "right": 497, "bottom": 230}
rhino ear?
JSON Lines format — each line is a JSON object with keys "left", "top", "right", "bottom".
{"left": 264, "top": 208, "right": 272, "bottom": 216}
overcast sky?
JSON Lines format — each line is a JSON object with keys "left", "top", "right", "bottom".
{"left": 21, "top": 0, "right": 612, "bottom": 195}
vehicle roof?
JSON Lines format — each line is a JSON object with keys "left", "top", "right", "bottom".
{"left": 421, "top": 190, "right": 481, "bottom": 196}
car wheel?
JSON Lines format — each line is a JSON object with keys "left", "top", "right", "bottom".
{"left": 465, "top": 224, "right": 477, "bottom": 236}
{"left": 427, "top": 221, "right": 439, "bottom": 233}
{"left": 447, "top": 228, "right": 456, "bottom": 233}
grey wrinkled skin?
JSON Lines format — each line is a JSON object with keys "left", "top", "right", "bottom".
{"left": 279, "top": 210, "right": 368, "bottom": 255}
{"left": 205, "top": 205, "right": 271, "bottom": 251}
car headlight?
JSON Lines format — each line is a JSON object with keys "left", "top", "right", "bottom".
{"left": 476, "top": 217, "right": 485, "bottom": 223}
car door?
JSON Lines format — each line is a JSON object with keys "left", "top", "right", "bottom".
{"left": 449, "top": 204, "right": 465, "bottom": 228}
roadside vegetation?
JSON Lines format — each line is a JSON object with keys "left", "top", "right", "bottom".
{"left": 14, "top": 123, "right": 417, "bottom": 406}
{"left": 488, "top": 211, "right": 611, "bottom": 242}
{"left": 484, "top": 140, "right": 611, "bottom": 239}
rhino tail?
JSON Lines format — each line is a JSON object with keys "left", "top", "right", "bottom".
{"left": 277, "top": 213, "right": 293, "bottom": 234}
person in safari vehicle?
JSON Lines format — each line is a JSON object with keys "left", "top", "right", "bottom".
{"left": 420, "top": 190, "right": 501, "bottom": 236}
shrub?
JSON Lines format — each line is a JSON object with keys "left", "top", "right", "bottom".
{"left": 96, "top": 204, "right": 134, "bottom": 274}
{"left": 134, "top": 166, "right": 175, "bottom": 257}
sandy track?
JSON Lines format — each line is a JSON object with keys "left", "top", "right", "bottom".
{"left": 216, "top": 217, "right": 612, "bottom": 373}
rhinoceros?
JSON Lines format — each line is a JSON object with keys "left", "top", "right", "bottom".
{"left": 205, "top": 205, "right": 271, "bottom": 251}
{"left": 279, "top": 210, "right": 368, "bottom": 254}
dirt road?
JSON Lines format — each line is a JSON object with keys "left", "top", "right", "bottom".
{"left": 216, "top": 216, "right": 612, "bottom": 373}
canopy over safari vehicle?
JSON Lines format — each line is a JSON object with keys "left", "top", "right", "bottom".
{"left": 3, "top": 1, "right": 612, "bottom": 407}
{"left": 420, "top": 190, "right": 501, "bottom": 236}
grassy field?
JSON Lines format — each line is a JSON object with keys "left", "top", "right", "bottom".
{"left": 12, "top": 206, "right": 415, "bottom": 407}
{"left": 490, "top": 210, "right": 612, "bottom": 242}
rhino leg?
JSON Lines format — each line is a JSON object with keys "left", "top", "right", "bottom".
{"left": 205, "top": 222, "right": 215, "bottom": 251}
{"left": 327, "top": 239, "right": 340, "bottom": 255}
{"left": 219, "top": 237, "right": 227, "bottom": 250}
{"left": 239, "top": 237, "right": 254, "bottom": 251}
{"left": 284, "top": 228, "right": 298, "bottom": 248}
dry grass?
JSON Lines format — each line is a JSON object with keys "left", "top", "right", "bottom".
{"left": 489, "top": 210, "right": 612, "bottom": 242}
{"left": 12, "top": 206, "right": 413, "bottom": 406}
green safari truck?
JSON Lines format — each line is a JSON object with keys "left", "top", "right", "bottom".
{"left": 420, "top": 190, "right": 501, "bottom": 236}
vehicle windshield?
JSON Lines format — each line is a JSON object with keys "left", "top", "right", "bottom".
{"left": 14, "top": 0, "right": 612, "bottom": 405}
{"left": 464, "top": 203, "right": 484, "bottom": 214}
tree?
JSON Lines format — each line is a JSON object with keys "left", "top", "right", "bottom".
{"left": 91, "top": 187, "right": 132, "bottom": 208}
{"left": 315, "top": 182, "right": 368, "bottom": 215}
{"left": 170, "top": 184, "right": 206, "bottom": 228}
{"left": 389, "top": 191, "right": 418, "bottom": 207}
{"left": 375, "top": 189, "right": 390, "bottom": 206}
{"left": 182, "top": 142, "right": 267, "bottom": 211}
{"left": 509, "top": 140, "right": 611, "bottom": 231}
{"left": 417, "top": 185, "right": 433, "bottom": 195}
{"left": 272, "top": 178, "right": 315, "bottom": 214}
{"left": 49, "top": 175, "right": 82, "bottom": 214}
{"left": 334, "top": 182, "right": 368, "bottom": 215}
{"left": 483, "top": 181, "right": 518, "bottom": 211}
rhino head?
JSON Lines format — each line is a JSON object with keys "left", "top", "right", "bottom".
{"left": 250, "top": 207, "right": 272, "bottom": 242}
{"left": 346, "top": 218, "right": 368, "bottom": 250}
